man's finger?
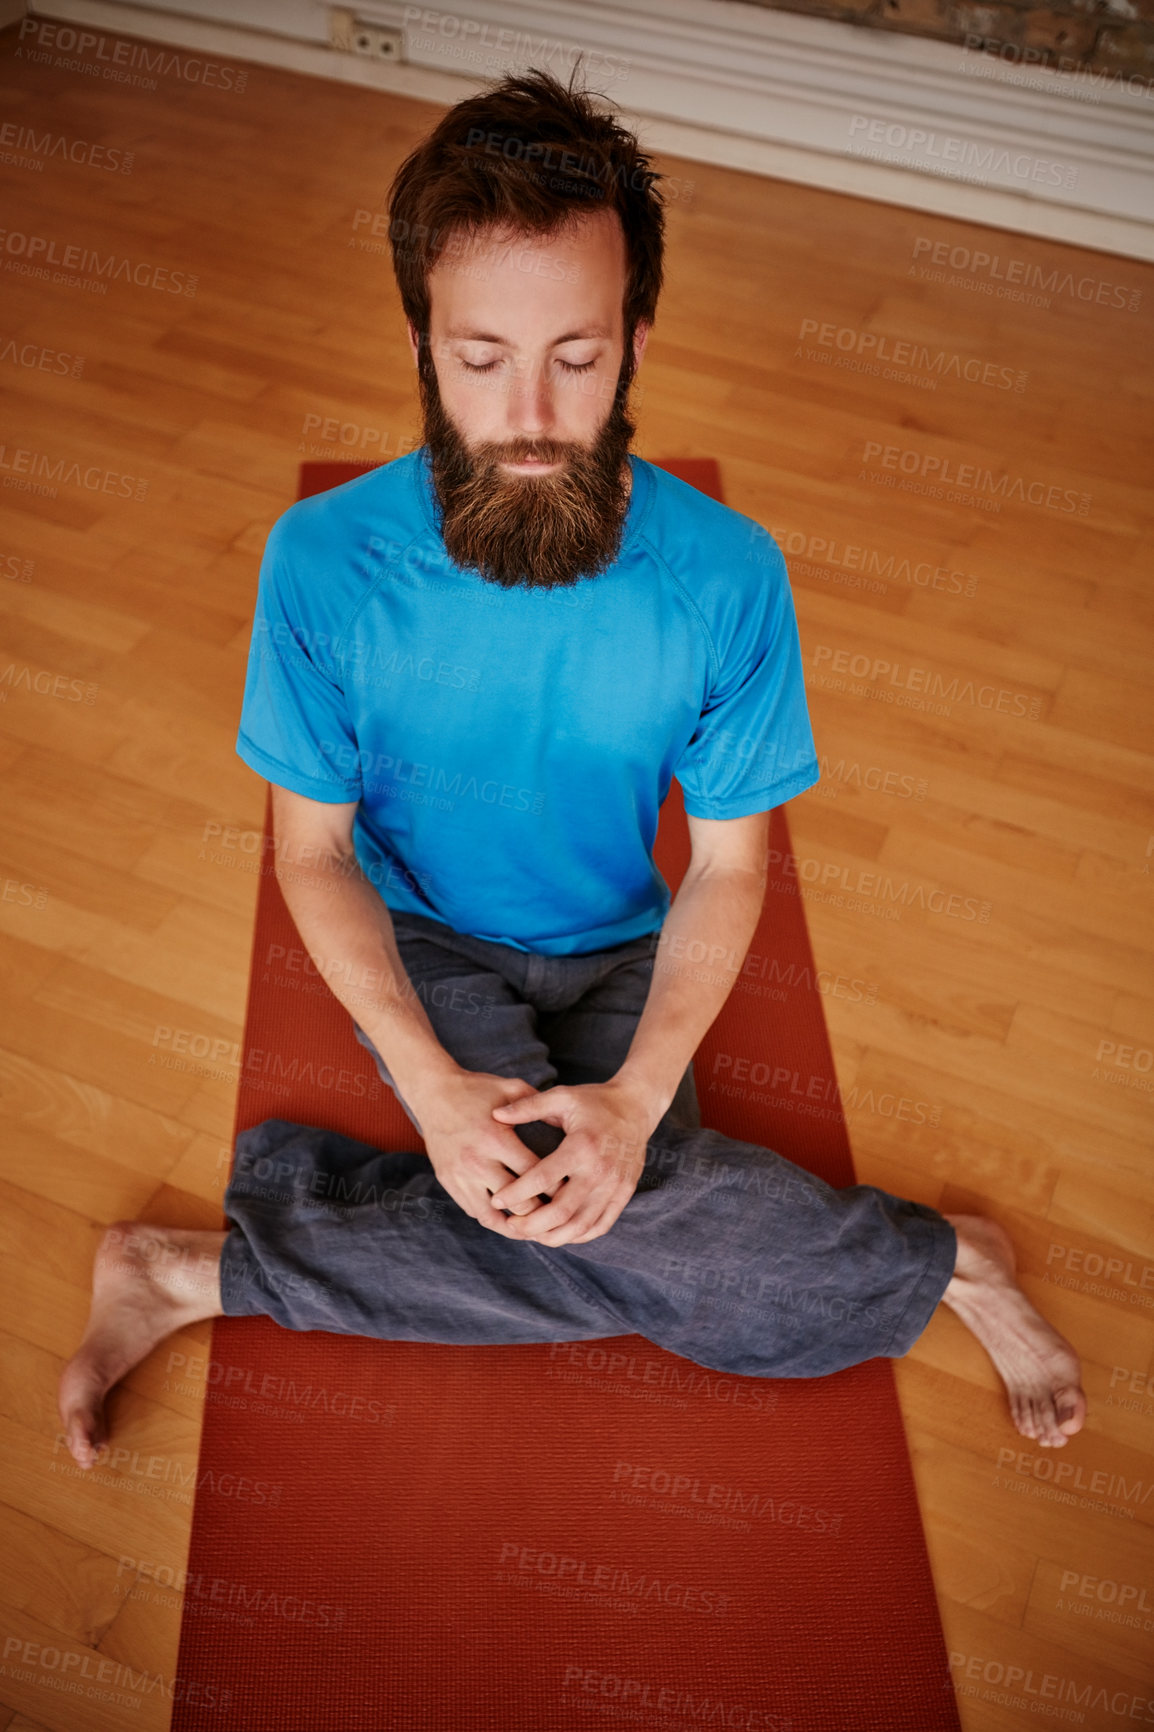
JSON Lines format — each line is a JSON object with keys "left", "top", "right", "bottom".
{"left": 560, "top": 1197, "right": 618, "bottom": 1245}
{"left": 558, "top": 1186, "right": 626, "bottom": 1243}
{"left": 491, "top": 1087, "right": 568, "bottom": 1124}
{"left": 488, "top": 1137, "right": 545, "bottom": 1177}
{"left": 445, "top": 1182, "right": 515, "bottom": 1236}
{"left": 504, "top": 1178, "right": 599, "bottom": 1240}
{"left": 485, "top": 1178, "right": 549, "bottom": 1219}
{"left": 476, "top": 1183, "right": 546, "bottom": 1234}
{"left": 545, "top": 1179, "right": 635, "bottom": 1246}
{"left": 522, "top": 1202, "right": 609, "bottom": 1247}
{"left": 489, "top": 1147, "right": 569, "bottom": 1210}
{"left": 478, "top": 1203, "right": 518, "bottom": 1234}
{"left": 488, "top": 1163, "right": 558, "bottom": 1215}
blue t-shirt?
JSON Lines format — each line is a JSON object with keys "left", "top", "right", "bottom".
{"left": 236, "top": 447, "right": 820, "bottom": 955}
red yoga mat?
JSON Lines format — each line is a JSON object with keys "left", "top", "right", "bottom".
{"left": 171, "top": 458, "right": 961, "bottom": 1731}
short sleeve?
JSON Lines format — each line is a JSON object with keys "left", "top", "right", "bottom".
{"left": 675, "top": 529, "right": 819, "bottom": 818}
{"left": 235, "top": 514, "right": 364, "bottom": 803}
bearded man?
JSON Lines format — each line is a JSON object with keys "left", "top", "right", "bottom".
{"left": 59, "top": 67, "right": 1085, "bottom": 1467}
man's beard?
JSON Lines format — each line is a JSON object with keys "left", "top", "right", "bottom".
{"left": 417, "top": 344, "right": 637, "bottom": 591}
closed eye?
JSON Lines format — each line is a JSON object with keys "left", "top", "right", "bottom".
{"left": 460, "top": 359, "right": 597, "bottom": 374}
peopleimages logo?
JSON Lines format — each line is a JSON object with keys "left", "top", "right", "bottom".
{"left": 761, "top": 842, "right": 991, "bottom": 925}
{"left": 797, "top": 317, "right": 1027, "bottom": 392}
{"left": 910, "top": 236, "right": 1142, "bottom": 311}
{"left": 321, "top": 739, "right": 547, "bottom": 816}
{"left": 560, "top": 1665, "right": 793, "bottom": 1731}
{"left": 812, "top": 644, "right": 1042, "bottom": 720}
{"left": 0, "top": 120, "right": 134, "bottom": 173}
{"left": 0, "top": 1648, "right": 230, "bottom": 1714}
{"left": 861, "top": 438, "right": 1091, "bottom": 515}
{"left": 117, "top": 1554, "right": 349, "bottom": 1628}
{"left": 610, "top": 1460, "right": 841, "bottom": 1533}
{"left": 0, "top": 444, "right": 148, "bottom": 501}
{"left": 949, "top": 1649, "right": 1154, "bottom": 1720}
{"left": 961, "top": 30, "right": 1154, "bottom": 106}
{"left": 16, "top": 18, "right": 249, "bottom": 92}
{"left": 1056, "top": 1567, "right": 1154, "bottom": 1622}
{"left": 0, "top": 661, "right": 97, "bottom": 702}
{"left": 0, "top": 227, "right": 197, "bottom": 296}
{"left": 817, "top": 756, "right": 928, "bottom": 800}
{"left": 496, "top": 1541, "right": 730, "bottom": 1615}
{"left": 409, "top": 11, "right": 630, "bottom": 84}
{"left": 848, "top": 116, "right": 1077, "bottom": 188}
{"left": 0, "top": 338, "right": 84, "bottom": 377}
{"left": 762, "top": 524, "right": 979, "bottom": 598}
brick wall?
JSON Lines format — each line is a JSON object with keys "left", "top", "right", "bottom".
{"left": 733, "top": 0, "right": 1154, "bottom": 84}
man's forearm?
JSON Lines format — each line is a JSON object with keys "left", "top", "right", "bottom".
{"left": 612, "top": 865, "right": 766, "bottom": 1121}
{"left": 273, "top": 848, "right": 462, "bottom": 1113}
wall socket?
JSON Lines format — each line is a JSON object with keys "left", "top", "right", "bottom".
{"left": 329, "top": 8, "right": 404, "bottom": 61}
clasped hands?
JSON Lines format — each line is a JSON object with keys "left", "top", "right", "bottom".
{"left": 420, "top": 1068, "right": 660, "bottom": 1247}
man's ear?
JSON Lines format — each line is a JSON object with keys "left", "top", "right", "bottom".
{"left": 406, "top": 320, "right": 420, "bottom": 368}
{"left": 632, "top": 319, "right": 651, "bottom": 373}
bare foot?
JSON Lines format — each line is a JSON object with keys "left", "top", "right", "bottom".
{"left": 940, "top": 1214, "right": 1086, "bottom": 1448}
{"left": 58, "top": 1220, "right": 226, "bottom": 1470}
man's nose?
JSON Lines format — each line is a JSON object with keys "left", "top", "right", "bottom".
{"left": 503, "top": 354, "right": 556, "bottom": 432}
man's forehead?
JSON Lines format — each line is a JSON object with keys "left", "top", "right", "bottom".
{"left": 426, "top": 212, "right": 627, "bottom": 336}
{"left": 442, "top": 321, "right": 613, "bottom": 342}
{"left": 433, "top": 208, "right": 623, "bottom": 266}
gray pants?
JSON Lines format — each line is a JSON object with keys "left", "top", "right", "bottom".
{"left": 220, "top": 911, "right": 957, "bottom": 1378}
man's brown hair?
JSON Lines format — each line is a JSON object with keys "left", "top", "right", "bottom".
{"left": 387, "top": 63, "right": 666, "bottom": 359}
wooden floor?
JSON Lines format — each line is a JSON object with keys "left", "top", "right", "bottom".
{"left": 0, "top": 20, "right": 1151, "bottom": 1732}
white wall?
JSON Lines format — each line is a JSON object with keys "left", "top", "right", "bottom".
{"left": 27, "top": 0, "right": 1154, "bottom": 259}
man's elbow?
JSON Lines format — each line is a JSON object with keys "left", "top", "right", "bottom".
{"left": 274, "top": 834, "right": 358, "bottom": 882}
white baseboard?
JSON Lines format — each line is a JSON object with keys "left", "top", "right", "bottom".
{"left": 23, "top": 0, "right": 1154, "bottom": 260}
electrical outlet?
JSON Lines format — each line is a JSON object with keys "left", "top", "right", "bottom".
{"left": 329, "top": 9, "right": 404, "bottom": 60}
{"left": 354, "top": 23, "right": 403, "bottom": 60}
